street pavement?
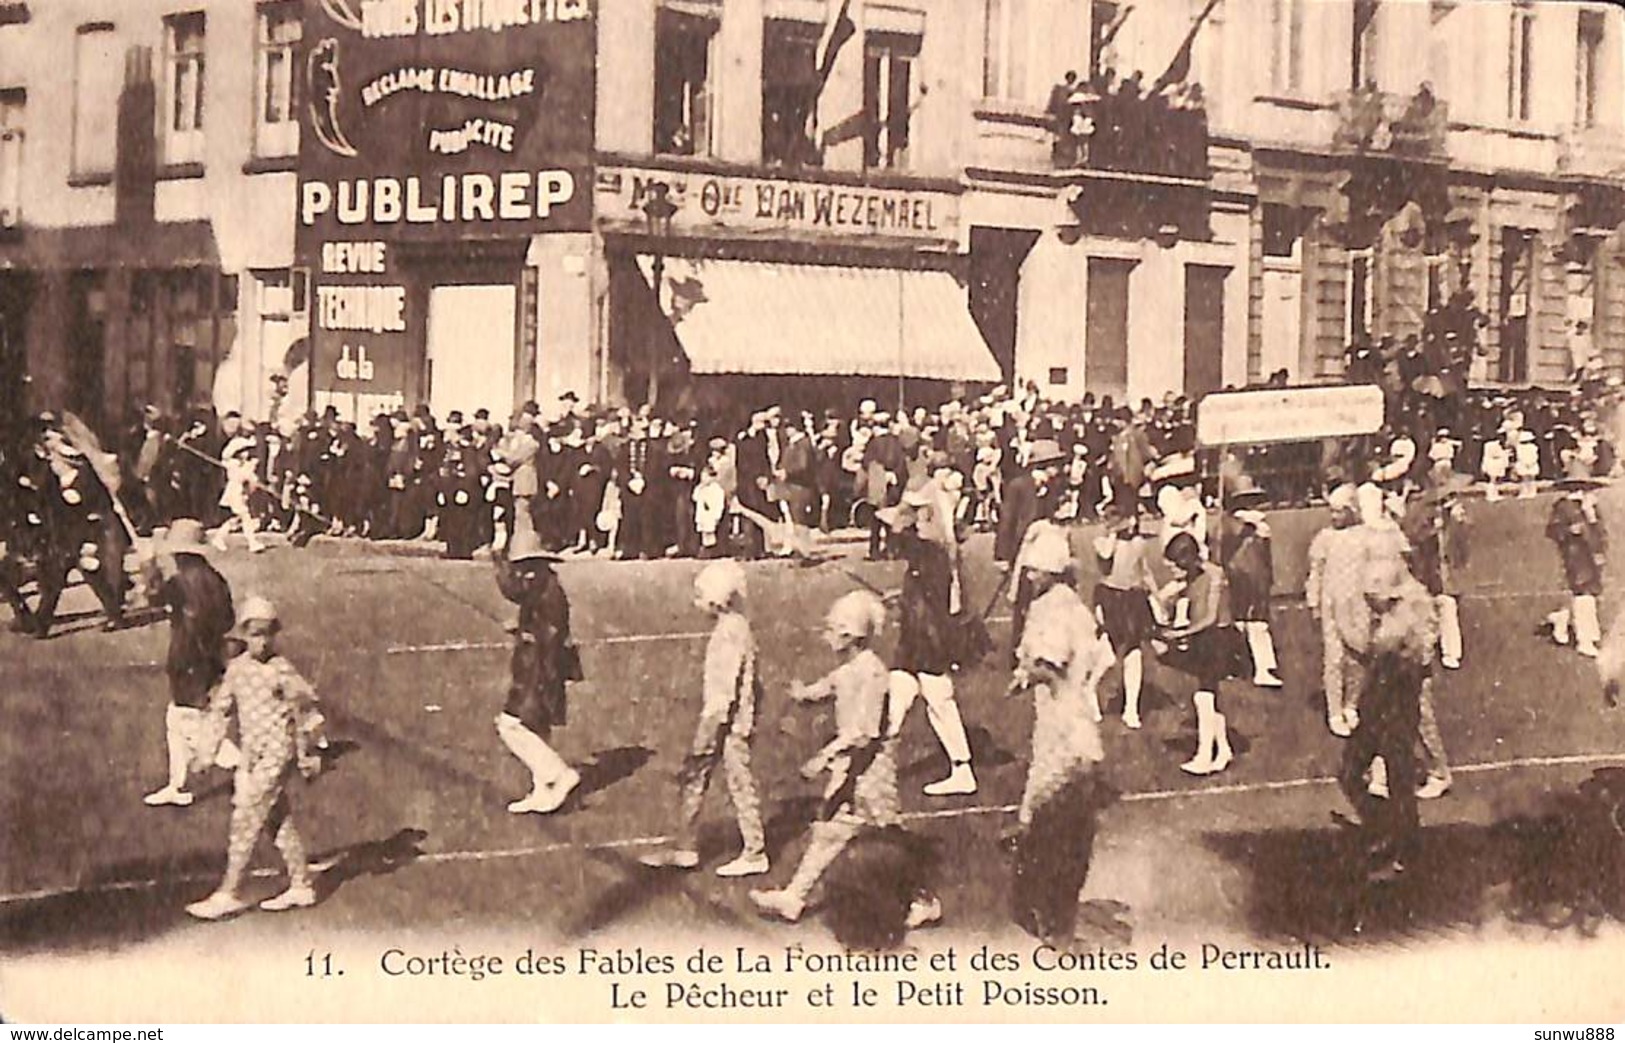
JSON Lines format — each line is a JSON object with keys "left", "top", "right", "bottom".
{"left": 3, "top": 492, "right": 1625, "bottom": 969}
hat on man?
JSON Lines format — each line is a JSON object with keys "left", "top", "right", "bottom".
{"left": 507, "top": 529, "right": 555, "bottom": 563}
{"left": 874, "top": 504, "right": 919, "bottom": 534}
{"left": 1027, "top": 439, "right": 1065, "bottom": 468}
{"left": 1556, "top": 475, "right": 1605, "bottom": 493}
{"left": 1327, "top": 483, "right": 1359, "bottom": 513}
{"left": 156, "top": 518, "right": 213, "bottom": 557}
{"left": 1228, "top": 475, "right": 1269, "bottom": 508}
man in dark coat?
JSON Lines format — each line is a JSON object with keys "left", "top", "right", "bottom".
{"left": 494, "top": 529, "right": 582, "bottom": 814}
{"left": 995, "top": 439, "right": 1064, "bottom": 568}
{"left": 25, "top": 420, "right": 131, "bottom": 638}
{"left": 861, "top": 414, "right": 908, "bottom": 561}
{"left": 735, "top": 411, "right": 777, "bottom": 560}
{"left": 143, "top": 518, "right": 238, "bottom": 807}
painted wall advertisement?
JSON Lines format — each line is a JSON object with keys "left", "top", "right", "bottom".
{"left": 297, "top": 0, "right": 595, "bottom": 416}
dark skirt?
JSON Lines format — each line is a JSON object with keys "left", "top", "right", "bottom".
{"left": 1225, "top": 568, "right": 1271, "bottom": 622}
{"left": 505, "top": 643, "right": 569, "bottom": 731}
{"left": 1010, "top": 772, "right": 1109, "bottom": 945}
{"left": 896, "top": 538, "right": 958, "bottom": 675}
{"left": 1157, "top": 624, "right": 1250, "bottom": 691}
{"left": 822, "top": 825, "right": 939, "bottom": 951}
{"left": 1093, "top": 584, "right": 1154, "bottom": 654}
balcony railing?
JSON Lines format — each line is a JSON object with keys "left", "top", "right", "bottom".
{"left": 1332, "top": 85, "right": 1449, "bottom": 160}
{"left": 1557, "top": 125, "right": 1625, "bottom": 181}
{"left": 1051, "top": 83, "right": 1211, "bottom": 181}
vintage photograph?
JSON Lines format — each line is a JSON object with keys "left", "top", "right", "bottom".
{"left": 2, "top": 0, "right": 1624, "bottom": 1025}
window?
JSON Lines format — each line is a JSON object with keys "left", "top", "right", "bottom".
{"left": 762, "top": 19, "right": 819, "bottom": 167}
{"left": 164, "top": 11, "right": 206, "bottom": 166}
{"left": 1508, "top": 5, "right": 1533, "bottom": 122}
{"left": 983, "top": 0, "right": 1028, "bottom": 100}
{"left": 71, "top": 23, "right": 119, "bottom": 179}
{"left": 1270, "top": 0, "right": 1303, "bottom": 93}
{"left": 0, "top": 91, "right": 22, "bottom": 226}
{"left": 1577, "top": 8, "right": 1605, "bottom": 128}
{"left": 1347, "top": 249, "right": 1374, "bottom": 345}
{"left": 255, "top": 2, "right": 300, "bottom": 157}
{"left": 1352, "top": 0, "right": 1380, "bottom": 90}
{"left": 863, "top": 33, "right": 918, "bottom": 170}
{"left": 653, "top": 7, "right": 717, "bottom": 157}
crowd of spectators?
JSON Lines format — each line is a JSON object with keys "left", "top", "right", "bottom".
{"left": 99, "top": 354, "right": 1619, "bottom": 563}
{"left": 1046, "top": 67, "right": 1209, "bottom": 178}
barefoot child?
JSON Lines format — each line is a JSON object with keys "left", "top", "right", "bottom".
{"left": 185, "top": 597, "right": 326, "bottom": 920}
{"left": 639, "top": 560, "right": 769, "bottom": 877}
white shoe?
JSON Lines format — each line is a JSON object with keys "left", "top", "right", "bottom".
{"left": 905, "top": 895, "right": 943, "bottom": 929}
{"left": 639, "top": 847, "right": 700, "bottom": 870}
{"left": 532, "top": 769, "right": 582, "bottom": 813}
{"left": 247, "top": 542, "right": 267, "bottom": 555}
{"left": 185, "top": 891, "right": 249, "bottom": 921}
{"left": 1367, "top": 758, "right": 1390, "bottom": 799}
{"left": 259, "top": 884, "right": 317, "bottom": 911}
{"left": 749, "top": 888, "right": 805, "bottom": 922}
{"left": 1440, "top": 656, "right": 1461, "bottom": 670}
{"left": 1328, "top": 714, "right": 1352, "bottom": 739}
{"left": 1122, "top": 712, "right": 1142, "bottom": 730}
{"left": 144, "top": 786, "right": 194, "bottom": 807}
{"left": 211, "top": 534, "right": 230, "bottom": 552}
{"left": 923, "top": 763, "right": 977, "bottom": 796}
{"left": 507, "top": 792, "right": 548, "bottom": 814}
{"left": 714, "top": 852, "right": 770, "bottom": 878}
{"left": 1252, "top": 672, "right": 1285, "bottom": 689}
{"left": 1578, "top": 644, "right": 1600, "bottom": 659}
{"left": 1416, "top": 775, "right": 1452, "bottom": 800}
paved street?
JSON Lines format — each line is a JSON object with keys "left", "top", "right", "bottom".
{"left": 4, "top": 492, "right": 1625, "bottom": 978}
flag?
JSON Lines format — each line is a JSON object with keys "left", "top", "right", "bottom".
{"left": 1151, "top": 0, "right": 1223, "bottom": 95}
{"left": 1096, "top": 3, "right": 1134, "bottom": 52}
{"left": 815, "top": 0, "right": 857, "bottom": 92}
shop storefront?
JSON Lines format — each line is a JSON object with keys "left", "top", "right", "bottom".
{"left": 592, "top": 162, "right": 999, "bottom": 417}
{"left": 296, "top": 0, "right": 595, "bottom": 423}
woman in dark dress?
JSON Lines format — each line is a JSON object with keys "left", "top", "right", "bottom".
{"left": 878, "top": 477, "right": 979, "bottom": 797}
{"left": 1153, "top": 532, "right": 1245, "bottom": 775}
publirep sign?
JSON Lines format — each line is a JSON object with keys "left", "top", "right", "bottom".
{"left": 297, "top": 0, "right": 593, "bottom": 239}
{"left": 297, "top": 0, "right": 594, "bottom": 414}
{"left": 594, "top": 167, "right": 961, "bottom": 246}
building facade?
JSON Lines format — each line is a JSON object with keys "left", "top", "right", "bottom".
{"left": 0, "top": 0, "right": 304, "bottom": 434}
{"left": 3, "top": 0, "right": 1622, "bottom": 433}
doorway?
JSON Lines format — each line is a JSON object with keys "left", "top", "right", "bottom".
{"left": 426, "top": 284, "right": 517, "bottom": 422}
{"left": 1183, "top": 264, "right": 1227, "bottom": 398}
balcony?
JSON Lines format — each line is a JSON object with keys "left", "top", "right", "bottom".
{"left": 1557, "top": 125, "right": 1625, "bottom": 182}
{"left": 974, "top": 78, "right": 1210, "bottom": 183}
{"left": 1332, "top": 85, "right": 1449, "bottom": 161}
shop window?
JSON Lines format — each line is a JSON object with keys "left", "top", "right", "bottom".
{"left": 255, "top": 1, "right": 301, "bottom": 158}
{"left": 1577, "top": 8, "right": 1605, "bottom": 128}
{"left": 983, "top": 0, "right": 1029, "bottom": 101}
{"left": 164, "top": 11, "right": 206, "bottom": 167}
{"left": 1508, "top": 5, "right": 1534, "bottom": 123}
{"left": 1270, "top": 0, "right": 1304, "bottom": 93}
{"left": 762, "top": 19, "right": 820, "bottom": 167}
{"left": 0, "top": 90, "right": 23, "bottom": 228}
{"left": 71, "top": 23, "right": 119, "bottom": 180}
{"left": 1352, "top": 0, "right": 1380, "bottom": 90}
{"left": 863, "top": 33, "right": 918, "bottom": 170}
{"left": 654, "top": 7, "right": 717, "bottom": 157}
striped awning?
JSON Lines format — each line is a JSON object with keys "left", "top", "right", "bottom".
{"left": 635, "top": 256, "right": 1001, "bottom": 383}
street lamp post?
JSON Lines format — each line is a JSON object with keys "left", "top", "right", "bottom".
{"left": 640, "top": 181, "right": 678, "bottom": 409}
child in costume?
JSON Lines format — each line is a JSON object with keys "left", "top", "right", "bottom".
{"left": 750, "top": 591, "right": 940, "bottom": 933}
{"left": 640, "top": 560, "right": 769, "bottom": 877}
{"left": 185, "top": 597, "right": 327, "bottom": 920}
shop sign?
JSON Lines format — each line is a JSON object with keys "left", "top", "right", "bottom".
{"left": 1196, "top": 385, "right": 1386, "bottom": 446}
{"left": 299, "top": 0, "right": 593, "bottom": 411}
{"left": 594, "top": 167, "right": 960, "bottom": 245}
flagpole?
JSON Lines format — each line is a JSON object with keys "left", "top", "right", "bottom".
{"left": 897, "top": 267, "right": 906, "bottom": 415}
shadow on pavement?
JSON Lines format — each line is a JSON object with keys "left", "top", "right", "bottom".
{"left": 1203, "top": 768, "right": 1625, "bottom": 945}
{"left": 313, "top": 827, "right": 430, "bottom": 901}
{"left": 575, "top": 745, "right": 654, "bottom": 802}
